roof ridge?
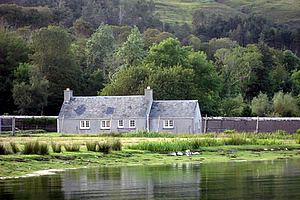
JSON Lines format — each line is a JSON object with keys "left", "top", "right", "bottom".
{"left": 74, "top": 95, "right": 144, "bottom": 98}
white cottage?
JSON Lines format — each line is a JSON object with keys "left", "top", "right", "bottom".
{"left": 58, "top": 87, "right": 202, "bottom": 134}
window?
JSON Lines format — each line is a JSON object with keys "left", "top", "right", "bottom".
{"left": 118, "top": 120, "right": 124, "bottom": 128}
{"left": 80, "top": 120, "right": 90, "bottom": 129}
{"left": 101, "top": 120, "right": 111, "bottom": 129}
{"left": 163, "top": 120, "right": 174, "bottom": 129}
{"left": 129, "top": 120, "right": 136, "bottom": 128}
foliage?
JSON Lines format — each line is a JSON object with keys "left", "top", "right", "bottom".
{"left": 109, "top": 139, "right": 122, "bottom": 151}
{"left": 220, "top": 95, "right": 245, "bottom": 117}
{"left": 32, "top": 25, "right": 80, "bottom": 115}
{"left": 272, "top": 91, "right": 299, "bottom": 117}
{"left": 251, "top": 93, "right": 271, "bottom": 117}
{"left": 116, "top": 26, "right": 146, "bottom": 67}
{"left": 0, "top": 28, "right": 30, "bottom": 114}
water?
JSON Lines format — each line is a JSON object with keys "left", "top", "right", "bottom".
{"left": 1, "top": 159, "right": 300, "bottom": 200}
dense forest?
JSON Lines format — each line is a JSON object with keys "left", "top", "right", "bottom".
{"left": 1, "top": 0, "right": 300, "bottom": 117}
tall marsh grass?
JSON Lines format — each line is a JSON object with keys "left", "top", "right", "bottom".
{"left": 0, "top": 143, "right": 12, "bottom": 155}
{"left": 86, "top": 141, "right": 98, "bottom": 152}
{"left": 23, "top": 141, "right": 49, "bottom": 155}
{"left": 9, "top": 142, "right": 20, "bottom": 154}
{"left": 51, "top": 142, "right": 62, "bottom": 153}
{"left": 64, "top": 143, "right": 80, "bottom": 152}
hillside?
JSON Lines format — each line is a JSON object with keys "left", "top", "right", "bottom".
{"left": 153, "top": 0, "right": 300, "bottom": 28}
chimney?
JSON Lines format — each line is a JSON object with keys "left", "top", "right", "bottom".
{"left": 144, "top": 86, "right": 153, "bottom": 103}
{"left": 64, "top": 88, "right": 73, "bottom": 103}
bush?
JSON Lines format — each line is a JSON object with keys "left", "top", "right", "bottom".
{"left": 98, "top": 142, "right": 111, "bottom": 154}
{"left": 86, "top": 141, "right": 98, "bottom": 152}
{"left": 64, "top": 143, "right": 80, "bottom": 152}
{"left": 23, "top": 141, "right": 49, "bottom": 155}
{"left": 110, "top": 139, "right": 122, "bottom": 151}
{"left": 51, "top": 142, "right": 62, "bottom": 153}
{"left": 9, "top": 142, "right": 20, "bottom": 153}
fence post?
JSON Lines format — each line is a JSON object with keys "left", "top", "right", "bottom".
{"left": 204, "top": 114, "right": 208, "bottom": 133}
{"left": 255, "top": 116, "right": 259, "bottom": 133}
{"left": 12, "top": 117, "right": 16, "bottom": 136}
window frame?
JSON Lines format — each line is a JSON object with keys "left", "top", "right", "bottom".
{"left": 118, "top": 119, "right": 124, "bottom": 128}
{"left": 101, "top": 120, "right": 111, "bottom": 130}
{"left": 163, "top": 120, "right": 174, "bottom": 129}
{"left": 129, "top": 119, "right": 136, "bottom": 129}
{"left": 80, "top": 120, "right": 90, "bottom": 130}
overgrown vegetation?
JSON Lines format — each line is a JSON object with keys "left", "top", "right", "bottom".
{"left": 23, "top": 141, "right": 49, "bottom": 155}
{"left": 51, "top": 142, "right": 62, "bottom": 153}
{"left": 64, "top": 143, "right": 81, "bottom": 152}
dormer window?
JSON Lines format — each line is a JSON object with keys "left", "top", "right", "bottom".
{"left": 101, "top": 120, "right": 111, "bottom": 130}
{"left": 80, "top": 120, "right": 90, "bottom": 130}
{"left": 118, "top": 120, "right": 124, "bottom": 128}
{"left": 163, "top": 120, "right": 174, "bottom": 129}
{"left": 129, "top": 120, "right": 136, "bottom": 128}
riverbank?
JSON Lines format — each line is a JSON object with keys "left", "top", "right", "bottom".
{"left": 1, "top": 132, "right": 300, "bottom": 178}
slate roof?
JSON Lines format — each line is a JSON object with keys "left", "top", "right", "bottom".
{"left": 149, "top": 100, "right": 198, "bottom": 118}
{"left": 59, "top": 96, "right": 149, "bottom": 119}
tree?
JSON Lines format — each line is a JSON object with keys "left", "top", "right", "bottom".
{"left": 183, "top": 34, "right": 202, "bottom": 51}
{"left": 188, "top": 51, "right": 221, "bottom": 115}
{"left": 251, "top": 93, "right": 271, "bottom": 116}
{"left": 220, "top": 95, "right": 245, "bottom": 117}
{"left": 144, "top": 66, "right": 197, "bottom": 100}
{"left": 145, "top": 38, "right": 189, "bottom": 68}
{"left": 101, "top": 65, "right": 151, "bottom": 96}
{"left": 32, "top": 25, "right": 80, "bottom": 115}
{"left": 12, "top": 63, "right": 49, "bottom": 115}
{"left": 272, "top": 91, "right": 299, "bottom": 117}
{"left": 143, "top": 28, "right": 174, "bottom": 48}
{"left": 214, "top": 45, "right": 264, "bottom": 99}
{"left": 116, "top": 26, "right": 146, "bottom": 67}
{"left": 86, "top": 24, "right": 115, "bottom": 78}
{"left": 207, "top": 37, "right": 238, "bottom": 59}
{"left": 0, "top": 28, "right": 30, "bottom": 114}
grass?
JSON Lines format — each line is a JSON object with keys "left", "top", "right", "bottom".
{"left": 146, "top": 0, "right": 300, "bottom": 29}
{"left": 51, "top": 142, "right": 62, "bottom": 153}
{"left": 86, "top": 141, "right": 98, "bottom": 152}
{"left": 64, "top": 143, "right": 80, "bottom": 152}
{"left": 23, "top": 141, "right": 49, "bottom": 155}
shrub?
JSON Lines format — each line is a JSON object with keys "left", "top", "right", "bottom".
{"left": 51, "top": 142, "right": 62, "bottom": 153}
{"left": 110, "top": 139, "right": 122, "bottom": 151}
{"left": 9, "top": 142, "right": 20, "bottom": 153}
{"left": 86, "top": 141, "right": 98, "bottom": 152}
{"left": 98, "top": 142, "right": 111, "bottom": 154}
{"left": 64, "top": 143, "right": 80, "bottom": 152}
{"left": 23, "top": 141, "right": 49, "bottom": 155}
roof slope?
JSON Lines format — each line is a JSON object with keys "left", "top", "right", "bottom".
{"left": 59, "top": 96, "right": 149, "bottom": 119}
{"left": 149, "top": 100, "right": 198, "bottom": 118}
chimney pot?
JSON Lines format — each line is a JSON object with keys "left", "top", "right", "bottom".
{"left": 64, "top": 88, "right": 73, "bottom": 103}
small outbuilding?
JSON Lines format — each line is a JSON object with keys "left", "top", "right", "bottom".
{"left": 58, "top": 87, "right": 202, "bottom": 134}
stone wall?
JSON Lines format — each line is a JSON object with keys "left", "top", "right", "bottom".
{"left": 203, "top": 117, "right": 300, "bottom": 133}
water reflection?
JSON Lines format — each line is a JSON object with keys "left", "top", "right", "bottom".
{"left": 1, "top": 160, "right": 300, "bottom": 200}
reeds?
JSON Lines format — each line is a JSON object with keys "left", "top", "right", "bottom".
{"left": 98, "top": 142, "right": 111, "bottom": 154}
{"left": 51, "top": 142, "right": 62, "bottom": 153}
{"left": 86, "top": 141, "right": 98, "bottom": 152}
{"left": 23, "top": 141, "right": 49, "bottom": 155}
{"left": 64, "top": 143, "right": 80, "bottom": 152}
{"left": 9, "top": 142, "right": 20, "bottom": 154}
